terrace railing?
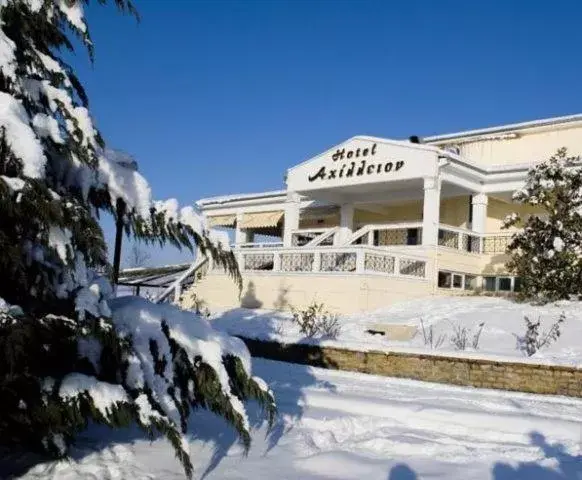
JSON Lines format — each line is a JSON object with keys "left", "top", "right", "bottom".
{"left": 291, "top": 227, "right": 337, "bottom": 247}
{"left": 346, "top": 222, "right": 512, "bottom": 255}
{"left": 347, "top": 222, "right": 424, "bottom": 247}
{"left": 236, "top": 245, "right": 428, "bottom": 280}
{"left": 229, "top": 224, "right": 513, "bottom": 256}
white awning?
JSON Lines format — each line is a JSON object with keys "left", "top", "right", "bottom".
{"left": 239, "top": 211, "right": 284, "bottom": 229}
{"left": 207, "top": 214, "right": 236, "bottom": 227}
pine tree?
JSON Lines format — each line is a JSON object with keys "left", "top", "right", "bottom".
{"left": 0, "top": 1, "right": 274, "bottom": 477}
{"left": 504, "top": 148, "right": 582, "bottom": 301}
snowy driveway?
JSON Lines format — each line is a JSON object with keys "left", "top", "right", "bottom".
{"left": 19, "top": 359, "right": 582, "bottom": 479}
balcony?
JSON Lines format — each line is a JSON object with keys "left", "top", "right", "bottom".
{"left": 234, "top": 245, "right": 428, "bottom": 279}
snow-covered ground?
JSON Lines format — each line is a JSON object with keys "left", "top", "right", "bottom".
{"left": 211, "top": 297, "right": 582, "bottom": 367}
{"left": 15, "top": 358, "right": 582, "bottom": 479}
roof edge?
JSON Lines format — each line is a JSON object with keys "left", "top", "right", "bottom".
{"left": 196, "top": 189, "right": 287, "bottom": 207}
{"left": 424, "top": 113, "right": 582, "bottom": 144}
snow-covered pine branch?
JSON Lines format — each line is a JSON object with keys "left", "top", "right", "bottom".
{"left": 0, "top": 1, "right": 266, "bottom": 477}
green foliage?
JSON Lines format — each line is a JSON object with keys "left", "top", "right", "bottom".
{"left": 504, "top": 148, "right": 582, "bottom": 302}
{"left": 0, "top": 1, "right": 267, "bottom": 477}
{"left": 291, "top": 302, "right": 341, "bottom": 338}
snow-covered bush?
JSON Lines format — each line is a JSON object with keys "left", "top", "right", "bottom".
{"left": 419, "top": 318, "right": 446, "bottom": 349}
{"left": 504, "top": 148, "right": 582, "bottom": 301}
{"left": 0, "top": 1, "right": 272, "bottom": 478}
{"left": 519, "top": 313, "right": 565, "bottom": 356}
{"left": 291, "top": 302, "right": 341, "bottom": 338}
{"left": 449, "top": 321, "right": 485, "bottom": 350}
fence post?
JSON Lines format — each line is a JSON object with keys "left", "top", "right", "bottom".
{"left": 273, "top": 252, "right": 281, "bottom": 272}
{"left": 356, "top": 249, "right": 365, "bottom": 273}
{"left": 312, "top": 251, "right": 321, "bottom": 272}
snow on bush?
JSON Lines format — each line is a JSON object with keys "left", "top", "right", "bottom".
{"left": 505, "top": 148, "right": 582, "bottom": 301}
{"left": 291, "top": 302, "right": 341, "bottom": 339}
{"left": 419, "top": 318, "right": 446, "bottom": 349}
{"left": 519, "top": 313, "right": 566, "bottom": 357}
{"left": 449, "top": 321, "right": 486, "bottom": 351}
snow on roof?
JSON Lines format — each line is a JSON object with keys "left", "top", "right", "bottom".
{"left": 424, "top": 113, "right": 582, "bottom": 144}
{"left": 196, "top": 190, "right": 287, "bottom": 207}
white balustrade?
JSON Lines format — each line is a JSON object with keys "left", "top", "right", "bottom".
{"left": 237, "top": 245, "right": 429, "bottom": 280}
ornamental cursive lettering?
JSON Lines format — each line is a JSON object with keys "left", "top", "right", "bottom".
{"left": 332, "top": 143, "right": 377, "bottom": 161}
{"left": 307, "top": 158, "right": 405, "bottom": 182}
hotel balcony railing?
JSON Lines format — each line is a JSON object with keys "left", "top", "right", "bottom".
{"left": 235, "top": 246, "right": 428, "bottom": 279}
{"left": 347, "top": 222, "right": 512, "bottom": 255}
{"left": 232, "top": 224, "right": 513, "bottom": 256}
{"left": 437, "top": 225, "right": 512, "bottom": 254}
{"left": 290, "top": 227, "right": 338, "bottom": 247}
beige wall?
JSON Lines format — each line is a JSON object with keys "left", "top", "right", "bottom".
{"left": 298, "top": 214, "right": 339, "bottom": 229}
{"left": 185, "top": 245, "right": 514, "bottom": 314}
{"left": 486, "top": 197, "right": 543, "bottom": 232}
{"left": 187, "top": 272, "right": 433, "bottom": 314}
{"left": 440, "top": 195, "right": 470, "bottom": 228}
{"left": 298, "top": 195, "right": 532, "bottom": 234}
{"left": 452, "top": 123, "right": 582, "bottom": 166}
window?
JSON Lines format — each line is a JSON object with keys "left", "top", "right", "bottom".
{"left": 373, "top": 230, "right": 379, "bottom": 246}
{"left": 514, "top": 277, "right": 523, "bottom": 293}
{"left": 484, "top": 276, "right": 496, "bottom": 292}
{"left": 452, "top": 274, "right": 463, "bottom": 288}
{"left": 464, "top": 275, "right": 477, "bottom": 290}
{"left": 438, "top": 271, "right": 452, "bottom": 288}
{"left": 498, "top": 277, "right": 512, "bottom": 291}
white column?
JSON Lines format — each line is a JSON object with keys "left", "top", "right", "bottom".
{"left": 235, "top": 212, "right": 253, "bottom": 245}
{"left": 471, "top": 193, "right": 488, "bottom": 233}
{"left": 422, "top": 177, "right": 441, "bottom": 247}
{"left": 235, "top": 212, "right": 244, "bottom": 245}
{"left": 335, "top": 203, "right": 355, "bottom": 246}
{"left": 283, "top": 192, "right": 300, "bottom": 247}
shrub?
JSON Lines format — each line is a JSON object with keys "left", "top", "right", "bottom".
{"left": 504, "top": 148, "right": 582, "bottom": 302}
{"left": 419, "top": 318, "right": 446, "bottom": 349}
{"left": 291, "top": 302, "right": 341, "bottom": 339}
{"left": 520, "top": 313, "right": 565, "bottom": 356}
{"left": 449, "top": 321, "right": 486, "bottom": 350}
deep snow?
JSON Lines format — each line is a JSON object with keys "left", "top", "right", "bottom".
{"left": 211, "top": 296, "right": 582, "bottom": 367}
{"left": 14, "top": 358, "right": 582, "bottom": 479}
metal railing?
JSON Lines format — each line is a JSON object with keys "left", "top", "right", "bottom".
{"left": 154, "top": 256, "right": 209, "bottom": 304}
{"left": 437, "top": 225, "right": 512, "bottom": 254}
{"left": 234, "top": 241, "right": 283, "bottom": 249}
{"left": 347, "top": 222, "right": 512, "bottom": 255}
{"left": 229, "top": 224, "right": 513, "bottom": 257}
{"left": 291, "top": 228, "right": 337, "bottom": 247}
{"left": 347, "top": 222, "right": 424, "bottom": 247}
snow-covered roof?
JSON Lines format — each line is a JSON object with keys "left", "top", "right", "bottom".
{"left": 424, "top": 113, "right": 582, "bottom": 144}
{"left": 196, "top": 190, "right": 287, "bottom": 207}
{"left": 118, "top": 263, "right": 193, "bottom": 288}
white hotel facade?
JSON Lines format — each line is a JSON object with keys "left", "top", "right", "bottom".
{"left": 187, "top": 115, "right": 582, "bottom": 313}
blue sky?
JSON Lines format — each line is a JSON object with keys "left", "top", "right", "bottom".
{"left": 73, "top": 0, "right": 582, "bottom": 266}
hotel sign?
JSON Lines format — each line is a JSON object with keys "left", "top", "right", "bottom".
{"left": 308, "top": 143, "right": 405, "bottom": 182}
{"left": 286, "top": 137, "right": 437, "bottom": 193}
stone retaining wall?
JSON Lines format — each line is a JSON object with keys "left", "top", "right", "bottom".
{"left": 239, "top": 337, "right": 582, "bottom": 397}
